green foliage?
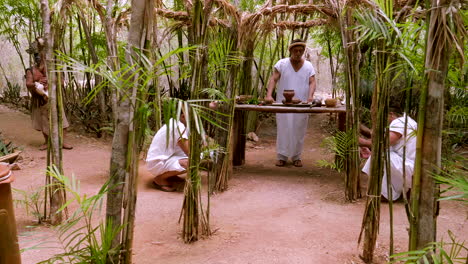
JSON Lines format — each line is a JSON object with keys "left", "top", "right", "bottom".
{"left": 0, "top": 0, "right": 41, "bottom": 68}
{"left": 36, "top": 166, "right": 122, "bottom": 264}
{"left": 392, "top": 155, "right": 468, "bottom": 263}
{"left": 447, "top": 106, "right": 468, "bottom": 128}
{"left": 0, "top": 132, "right": 17, "bottom": 156}
{"left": 13, "top": 186, "right": 44, "bottom": 223}
{"left": 238, "top": 0, "right": 266, "bottom": 12}
{"left": 74, "top": 32, "right": 108, "bottom": 61}
{"left": 310, "top": 27, "right": 342, "bottom": 60}
{"left": 317, "top": 130, "right": 355, "bottom": 172}
{"left": 207, "top": 34, "right": 243, "bottom": 91}
{"left": 390, "top": 231, "right": 467, "bottom": 264}
{"left": 436, "top": 156, "right": 468, "bottom": 202}
{"left": 1, "top": 81, "right": 21, "bottom": 105}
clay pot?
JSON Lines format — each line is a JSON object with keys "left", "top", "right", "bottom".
{"left": 291, "top": 98, "right": 301, "bottom": 104}
{"left": 312, "top": 99, "right": 322, "bottom": 106}
{"left": 283, "top": 90, "right": 295, "bottom": 103}
{"left": 325, "top": 98, "right": 338, "bottom": 108}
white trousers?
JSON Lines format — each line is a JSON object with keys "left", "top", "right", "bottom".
{"left": 147, "top": 155, "right": 187, "bottom": 176}
{"left": 276, "top": 113, "right": 309, "bottom": 161}
{"left": 362, "top": 151, "right": 413, "bottom": 201}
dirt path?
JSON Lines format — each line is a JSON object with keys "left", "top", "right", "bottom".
{"left": 1, "top": 104, "right": 466, "bottom": 264}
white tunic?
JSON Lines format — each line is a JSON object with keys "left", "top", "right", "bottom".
{"left": 363, "top": 115, "right": 418, "bottom": 200}
{"left": 274, "top": 58, "right": 316, "bottom": 160}
{"left": 146, "top": 119, "right": 189, "bottom": 176}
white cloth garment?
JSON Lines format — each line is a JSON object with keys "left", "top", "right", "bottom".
{"left": 146, "top": 118, "right": 189, "bottom": 176}
{"left": 362, "top": 115, "right": 418, "bottom": 200}
{"left": 274, "top": 58, "right": 316, "bottom": 160}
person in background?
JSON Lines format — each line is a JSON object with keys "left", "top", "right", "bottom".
{"left": 25, "top": 39, "right": 72, "bottom": 150}
{"left": 146, "top": 113, "right": 189, "bottom": 192}
{"left": 359, "top": 105, "right": 417, "bottom": 201}
{"left": 265, "top": 39, "right": 316, "bottom": 167}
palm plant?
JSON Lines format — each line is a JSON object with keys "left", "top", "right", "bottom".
{"left": 317, "top": 130, "right": 355, "bottom": 173}
{"left": 391, "top": 230, "right": 467, "bottom": 264}
{"left": 391, "top": 156, "right": 468, "bottom": 263}
{"left": 328, "top": 0, "right": 362, "bottom": 203}
{"left": 37, "top": 166, "right": 122, "bottom": 264}
{"left": 350, "top": 0, "right": 420, "bottom": 260}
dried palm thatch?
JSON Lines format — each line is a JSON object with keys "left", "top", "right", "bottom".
{"left": 157, "top": 3, "right": 338, "bottom": 36}
{"left": 256, "top": 4, "right": 336, "bottom": 18}
{"left": 156, "top": 9, "right": 190, "bottom": 20}
{"left": 155, "top": 8, "right": 230, "bottom": 28}
{"left": 212, "top": 0, "right": 241, "bottom": 23}
{"left": 271, "top": 18, "right": 329, "bottom": 30}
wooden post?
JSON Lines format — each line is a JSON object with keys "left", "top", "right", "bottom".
{"left": 338, "top": 112, "right": 346, "bottom": 131}
{"left": 0, "top": 179, "right": 22, "bottom": 264}
{"left": 232, "top": 110, "right": 246, "bottom": 166}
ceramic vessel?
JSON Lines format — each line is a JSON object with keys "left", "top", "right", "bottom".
{"left": 325, "top": 98, "right": 338, "bottom": 108}
{"left": 283, "top": 90, "right": 295, "bottom": 103}
{"left": 312, "top": 98, "right": 322, "bottom": 106}
{"left": 291, "top": 98, "right": 301, "bottom": 104}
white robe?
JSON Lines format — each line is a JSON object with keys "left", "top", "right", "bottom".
{"left": 274, "top": 58, "right": 315, "bottom": 160}
{"left": 362, "top": 115, "right": 417, "bottom": 200}
{"left": 146, "top": 119, "right": 189, "bottom": 176}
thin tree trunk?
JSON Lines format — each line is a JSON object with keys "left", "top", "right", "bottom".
{"left": 409, "top": 0, "right": 450, "bottom": 250}
{"left": 359, "top": 39, "right": 392, "bottom": 264}
{"left": 101, "top": 1, "right": 125, "bottom": 260}
{"left": 335, "top": 2, "right": 361, "bottom": 202}
{"left": 40, "top": 0, "right": 66, "bottom": 226}
{"left": 182, "top": 0, "right": 213, "bottom": 242}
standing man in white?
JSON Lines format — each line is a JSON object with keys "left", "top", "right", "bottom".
{"left": 265, "top": 39, "right": 317, "bottom": 167}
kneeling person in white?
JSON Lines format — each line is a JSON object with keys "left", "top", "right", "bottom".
{"left": 360, "top": 107, "right": 417, "bottom": 201}
{"left": 146, "top": 114, "right": 189, "bottom": 192}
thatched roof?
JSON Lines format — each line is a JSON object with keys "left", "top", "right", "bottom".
{"left": 272, "top": 18, "right": 329, "bottom": 30}
{"left": 156, "top": 3, "right": 336, "bottom": 31}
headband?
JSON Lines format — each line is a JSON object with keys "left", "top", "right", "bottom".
{"left": 288, "top": 42, "right": 306, "bottom": 50}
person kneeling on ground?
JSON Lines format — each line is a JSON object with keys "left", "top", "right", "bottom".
{"left": 146, "top": 113, "right": 189, "bottom": 192}
{"left": 358, "top": 105, "right": 417, "bottom": 201}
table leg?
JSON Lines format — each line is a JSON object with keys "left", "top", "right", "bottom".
{"left": 232, "top": 110, "right": 246, "bottom": 166}
{"left": 338, "top": 112, "right": 346, "bottom": 131}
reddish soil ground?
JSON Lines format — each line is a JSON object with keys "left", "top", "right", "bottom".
{"left": 1, "top": 104, "right": 467, "bottom": 264}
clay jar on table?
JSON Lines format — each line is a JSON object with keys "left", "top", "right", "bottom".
{"left": 283, "top": 89, "right": 295, "bottom": 104}
{"left": 325, "top": 98, "right": 338, "bottom": 108}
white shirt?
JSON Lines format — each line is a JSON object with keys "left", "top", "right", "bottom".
{"left": 389, "top": 115, "right": 418, "bottom": 163}
{"left": 274, "top": 58, "right": 315, "bottom": 102}
{"left": 274, "top": 58, "right": 315, "bottom": 159}
{"left": 146, "top": 119, "right": 189, "bottom": 162}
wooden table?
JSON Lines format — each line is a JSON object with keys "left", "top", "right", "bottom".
{"left": 233, "top": 104, "right": 347, "bottom": 166}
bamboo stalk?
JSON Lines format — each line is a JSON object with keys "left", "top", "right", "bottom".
{"left": 409, "top": 0, "right": 457, "bottom": 250}
{"left": 181, "top": 0, "right": 213, "bottom": 242}
{"left": 359, "top": 36, "right": 392, "bottom": 264}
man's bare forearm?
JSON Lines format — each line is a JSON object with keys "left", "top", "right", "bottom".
{"left": 178, "top": 138, "right": 190, "bottom": 155}
{"left": 308, "top": 76, "right": 316, "bottom": 102}
{"left": 359, "top": 137, "right": 372, "bottom": 148}
{"left": 360, "top": 124, "right": 372, "bottom": 138}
